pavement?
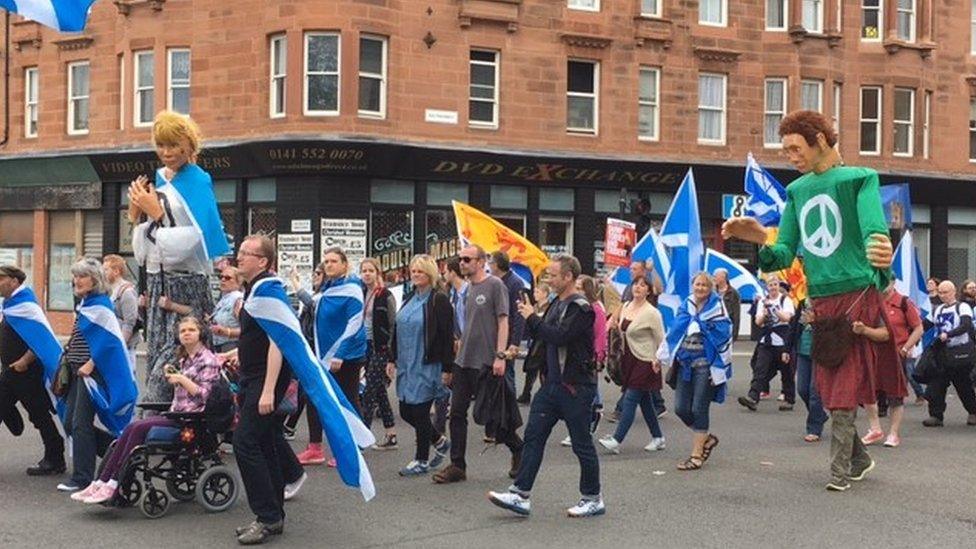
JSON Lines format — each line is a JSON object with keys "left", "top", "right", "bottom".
{"left": 1, "top": 342, "right": 975, "bottom": 548}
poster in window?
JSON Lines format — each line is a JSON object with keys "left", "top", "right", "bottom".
{"left": 278, "top": 233, "right": 315, "bottom": 292}
{"left": 321, "top": 218, "right": 368, "bottom": 272}
{"left": 604, "top": 218, "right": 636, "bottom": 268}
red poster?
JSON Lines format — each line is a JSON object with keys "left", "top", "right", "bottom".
{"left": 604, "top": 218, "right": 637, "bottom": 268}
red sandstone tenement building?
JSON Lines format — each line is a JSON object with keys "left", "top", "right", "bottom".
{"left": 2, "top": 0, "right": 976, "bottom": 331}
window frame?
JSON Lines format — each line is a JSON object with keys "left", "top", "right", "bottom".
{"left": 862, "top": 0, "right": 884, "bottom": 41}
{"left": 896, "top": 0, "right": 916, "bottom": 43}
{"left": 802, "top": 0, "right": 825, "bottom": 34}
{"left": 640, "top": 0, "right": 662, "bottom": 18}
{"left": 800, "top": 79, "right": 824, "bottom": 112}
{"left": 469, "top": 49, "right": 500, "bottom": 128}
{"left": 67, "top": 61, "right": 90, "bottom": 136}
{"left": 893, "top": 87, "right": 915, "bottom": 157}
{"left": 697, "top": 72, "right": 727, "bottom": 146}
{"left": 303, "top": 31, "right": 342, "bottom": 117}
{"left": 833, "top": 82, "right": 842, "bottom": 134}
{"left": 763, "top": 78, "right": 788, "bottom": 148}
{"left": 922, "top": 90, "right": 931, "bottom": 159}
{"left": 567, "top": 0, "right": 600, "bottom": 13}
{"left": 24, "top": 67, "right": 39, "bottom": 138}
{"left": 566, "top": 59, "right": 599, "bottom": 135}
{"left": 133, "top": 50, "right": 155, "bottom": 128}
{"left": 357, "top": 34, "right": 387, "bottom": 119}
{"left": 167, "top": 48, "right": 191, "bottom": 115}
{"left": 699, "top": 0, "right": 728, "bottom": 27}
{"left": 638, "top": 66, "right": 660, "bottom": 142}
{"left": 766, "top": 0, "right": 788, "bottom": 31}
{"left": 270, "top": 34, "right": 287, "bottom": 119}
{"left": 970, "top": 97, "right": 976, "bottom": 163}
{"left": 859, "top": 86, "right": 883, "bottom": 156}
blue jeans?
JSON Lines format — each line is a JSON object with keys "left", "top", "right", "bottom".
{"left": 902, "top": 357, "right": 926, "bottom": 399}
{"left": 613, "top": 388, "right": 663, "bottom": 442}
{"left": 795, "top": 354, "right": 828, "bottom": 437}
{"left": 673, "top": 364, "right": 715, "bottom": 433}
{"left": 64, "top": 376, "right": 114, "bottom": 486}
{"left": 513, "top": 383, "right": 600, "bottom": 498}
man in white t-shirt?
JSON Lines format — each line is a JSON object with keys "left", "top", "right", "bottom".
{"left": 739, "top": 276, "right": 796, "bottom": 411}
{"left": 922, "top": 281, "right": 976, "bottom": 427}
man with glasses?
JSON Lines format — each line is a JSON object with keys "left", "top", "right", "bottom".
{"left": 433, "top": 245, "right": 524, "bottom": 484}
{"left": 0, "top": 265, "right": 66, "bottom": 475}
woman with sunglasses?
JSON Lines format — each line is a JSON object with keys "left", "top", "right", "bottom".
{"left": 210, "top": 266, "right": 244, "bottom": 353}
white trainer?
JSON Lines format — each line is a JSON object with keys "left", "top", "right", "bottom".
{"left": 644, "top": 437, "right": 666, "bottom": 452}
{"left": 284, "top": 472, "right": 308, "bottom": 501}
{"left": 567, "top": 497, "right": 606, "bottom": 518}
{"left": 487, "top": 490, "right": 531, "bottom": 516}
{"left": 597, "top": 435, "right": 620, "bottom": 454}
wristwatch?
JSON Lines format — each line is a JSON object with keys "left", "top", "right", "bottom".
{"left": 495, "top": 351, "right": 507, "bottom": 360}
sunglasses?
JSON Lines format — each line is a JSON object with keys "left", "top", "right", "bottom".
{"left": 219, "top": 275, "right": 235, "bottom": 281}
{"left": 459, "top": 256, "right": 478, "bottom": 263}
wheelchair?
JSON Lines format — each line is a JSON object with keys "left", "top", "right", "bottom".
{"left": 96, "top": 402, "right": 240, "bottom": 519}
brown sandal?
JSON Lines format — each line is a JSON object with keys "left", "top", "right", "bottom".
{"left": 677, "top": 455, "right": 704, "bottom": 471}
{"left": 701, "top": 434, "right": 719, "bottom": 462}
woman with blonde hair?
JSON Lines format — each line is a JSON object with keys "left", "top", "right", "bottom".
{"left": 128, "top": 111, "right": 230, "bottom": 405}
{"left": 387, "top": 255, "right": 453, "bottom": 476}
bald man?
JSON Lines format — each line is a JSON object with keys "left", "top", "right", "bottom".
{"left": 922, "top": 281, "right": 976, "bottom": 427}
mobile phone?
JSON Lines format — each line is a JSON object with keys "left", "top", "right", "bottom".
{"left": 164, "top": 365, "right": 179, "bottom": 375}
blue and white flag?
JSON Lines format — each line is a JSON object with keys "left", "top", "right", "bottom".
{"left": 892, "top": 230, "right": 935, "bottom": 347}
{"left": 743, "top": 153, "right": 788, "bottom": 228}
{"left": 704, "top": 249, "right": 763, "bottom": 303}
{"left": 0, "top": 0, "right": 97, "bottom": 32}
{"left": 880, "top": 183, "right": 913, "bottom": 230}
{"left": 611, "top": 226, "right": 674, "bottom": 327}
{"left": 314, "top": 275, "right": 367, "bottom": 365}
{"left": 76, "top": 293, "right": 138, "bottom": 437}
{"left": 156, "top": 164, "right": 231, "bottom": 262}
{"left": 656, "top": 292, "right": 733, "bottom": 403}
{"left": 245, "top": 277, "right": 376, "bottom": 501}
{"left": 659, "top": 169, "right": 705, "bottom": 326}
{"left": 1, "top": 285, "right": 62, "bottom": 387}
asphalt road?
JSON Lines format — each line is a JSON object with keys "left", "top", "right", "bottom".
{"left": 1, "top": 344, "right": 975, "bottom": 549}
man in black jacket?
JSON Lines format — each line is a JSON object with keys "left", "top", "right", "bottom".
{"left": 487, "top": 254, "right": 605, "bottom": 518}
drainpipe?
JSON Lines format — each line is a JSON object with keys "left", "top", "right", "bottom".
{"left": 1, "top": 11, "right": 10, "bottom": 148}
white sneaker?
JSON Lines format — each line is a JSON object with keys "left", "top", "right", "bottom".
{"left": 567, "top": 497, "right": 606, "bottom": 518}
{"left": 598, "top": 435, "right": 620, "bottom": 454}
{"left": 487, "top": 490, "right": 531, "bottom": 516}
{"left": 70, "top": 481, "right": 101, "bottom": 501}
{"left": 643, "top": 437, "right": 666, "bottom": 452}
{"left": 560, "top": 436, "right": 572, "bottom": 447}
{"left": 284, "top": 471, "right": 307, "bottom": 501}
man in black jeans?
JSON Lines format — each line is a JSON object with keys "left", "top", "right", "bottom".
{"left": 233, "top": 235, "right": 293, "bottom": 545}
{"left": 488, "top": 254, "right": 605, "bottom": 518}
{"left": 739, "top": 276, "right": 796, "bottom": 412}
{"left": 0, "top": 265, "right": 65, "bottom": 475}
{"left": 923, "top": 280, "right": 976, "bottom": 427}
{"left": 433, "top": 245, "right": 522, "bottom": 484}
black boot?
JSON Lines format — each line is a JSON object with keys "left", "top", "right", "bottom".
{"left": 27, "top": 459, "right": 67, "bottom": 476}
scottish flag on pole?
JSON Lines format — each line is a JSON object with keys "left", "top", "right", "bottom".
{"left": 0, "top": 0, "right": 98, "bottom": 32}
{"left": 76, "top": 293, "right": 138, "bottom": 436}
{"left": 245, "top": 277, "right": 376, "bottom": 501}
{"left": 611, "top": 226, "right": 673, "bottom": 327}
{"left": 659, "top": 169, "right": 705, "bottom": 326}
{"left": 1, "top": 285, "right": 63, "bottom": 397}
{"left": 704, "top": 249, "right": 763, "bottom": 302}
{"left": 892, "top": 230, "right": 935, "bottom": 347}
{"left": 743, "top": 153, "right": 788, "bottom": 227}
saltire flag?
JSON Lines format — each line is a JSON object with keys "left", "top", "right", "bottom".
{"left": 659, "top": 169, "right": 704, "bottom": 327}
{"left": 244, "top": 277, "right": 376, "bottom": 501}
{"left": 743, "top": 152, "right": 788, "bottom": 227}
{"left": 0, "top": 0, "right": 97, "bottom": 32}
{"left": 313, "top": 275, "right": 367, "bottom": 365}
{"left": 453, "top": 201, "right": 549, "bottom": 282}
{"left": 744, "top": 154, "right": 808, "bottom": 303}
{"left": 1, "top": 285, "right": 65, "bottom": 415}
{"left": 155, "top": 164, "right": 232, "bottom": 261}
{"left": 657, "top": 292, "right": 733, "bottom": 403}
{"left": 892, "top": 230, "right": 935, "bottom": 347}
{"left": 76, "top": 293, "right": 138, "bottom": 436}
{"left": 704, "top": 249, "right": 763, "bottom": 302}
{"left": 611, "top": 226, "right": 673, "bottom": 327}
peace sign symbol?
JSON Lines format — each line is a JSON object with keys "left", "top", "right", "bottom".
{"left": 799, "top": 194, "right": 843, "bottom": 258}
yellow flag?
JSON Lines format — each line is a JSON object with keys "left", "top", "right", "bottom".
{"left": 763, "top": 227, "right": 808, "bottom": 304}
{"left": 452, "top": 201, "right": 549, "bottom": 278}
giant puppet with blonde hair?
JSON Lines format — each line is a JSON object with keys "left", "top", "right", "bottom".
{"left": 128, "top": 110, "right": 230, "bottom": 404}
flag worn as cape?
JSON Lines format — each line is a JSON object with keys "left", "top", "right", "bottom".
{"left": 657, "top": 292, "right": 733, "bottom": 404}
{"left": 76, "top": 293, "right": 138, "bottom": 436}
{"left": 313, "top": 275, "right": 367, "bottom": 364}
{"left": 244, "top": 276, "right": 376, "bottom": 501}
{"left": 155, "top": 164, "right": 231, "bottom": 261}
{"left": 453, "top": 201, "right": 549, "bottom": 279}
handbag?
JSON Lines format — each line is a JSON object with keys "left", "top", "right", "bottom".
{"left": 51, "top": 354, "right": 72, "bottom": 398}
{"left": 912, "top": 343, "right": 943, "bottom": 384}
{"left": 941, "top": 340, "right": 975, "bottom": 371}
{"left": 664, "top": 362, "right": 678, "bottom": 390}
{"left": 603, "top": 327, "right": 624, "bottom": 386}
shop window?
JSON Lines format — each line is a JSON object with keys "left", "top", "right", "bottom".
{"left": 493, "top": 214, "right": 526, "bottom": 235}
{"left": 371, "top": 180, "right": 414, "bottom": 204}
{"left": 426, "top": 182, "right": 468, "bottom": 207}
{"left": 248, "top": 178, "right": 277, "bottom": 238}
{"left": 425, "top": 210, "right": 460, "bottom": 259}
{"left": 490, "top": 185, "right": 527, "bottom": 209}
{"left": 947, "top": 228, "right": 976, "bottom": 283}
{"left": 539, "top": 217, "right": 574, "bottom": 256}
{"left": 0, "top": 212, "right": 35, "bottom": 290}
{"left": 48, "top": 212, "right": 77, "bottom": 311}
{"left": 370, "top": 209, "right": 413, "bottom": 285}
{"left": 539, "top": 188, "right": 574, "bottom": 211}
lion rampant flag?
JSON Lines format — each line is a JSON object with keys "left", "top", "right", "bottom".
{"left": 452, "top": 201, "right": 549, "bottom": 280}
{"left": 762, "top": 227, "right": 808, "bottom": 304}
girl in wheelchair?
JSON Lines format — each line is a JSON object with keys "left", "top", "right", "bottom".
{"left": 72, "top": 316, "right": 222, "bottom": 504}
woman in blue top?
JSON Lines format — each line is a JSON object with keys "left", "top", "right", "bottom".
{"left": 386, "top": 255, "right": 454, "bottom": 477}
{"left": 658, "top": 272, "right": 732, "bottom": 471}
{"left": 297, "top": 247, "right": 368, "bottom": 467}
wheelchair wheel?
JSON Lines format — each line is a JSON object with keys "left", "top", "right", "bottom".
{"left": 166, "top": 471, "right": 197, "bottom": 503}
{"left": 117, "top": 467, "right": 143, "bottom": 507}
{"left": 139, "top": 486, "right": 170, "bottom": 519}
{"left": 195, "top": 465, "right": 239, "bottom": 513}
